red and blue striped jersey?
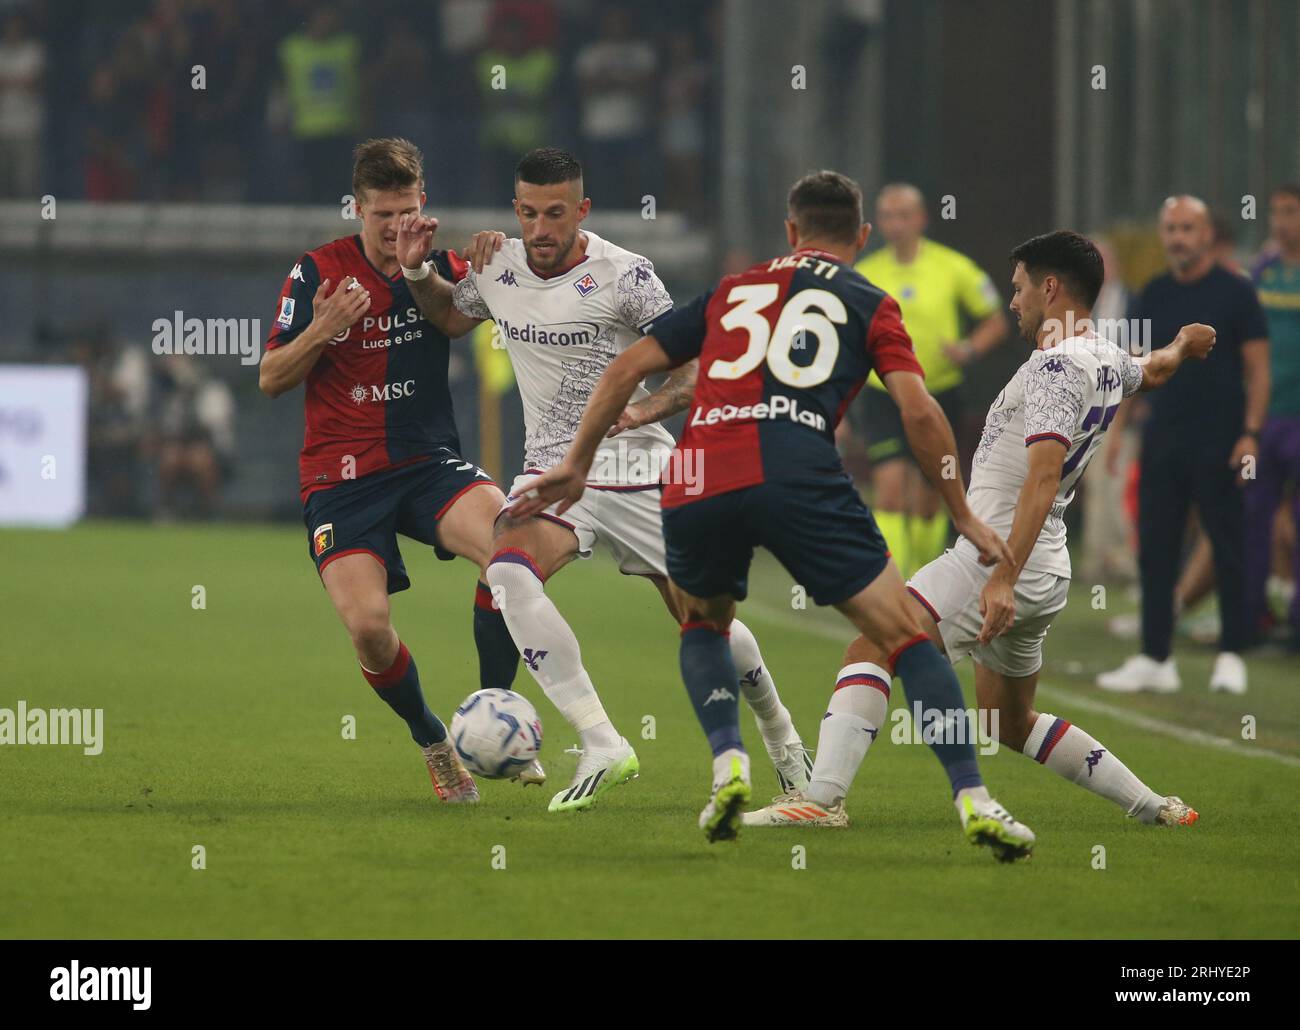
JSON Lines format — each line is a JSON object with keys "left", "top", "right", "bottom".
{"left": 265, "top": 236, "right": 469, "bottom": 500}
{"left": 655, "top": 248, "right": 923, "bottom": 507}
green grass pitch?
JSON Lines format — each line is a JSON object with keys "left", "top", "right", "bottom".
{"left": 2, "top": 522, "right": 1297, "bottom": 939}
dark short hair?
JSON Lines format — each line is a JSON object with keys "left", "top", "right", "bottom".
{"left": 787, "top": 170, "right": 863, "bottom": 245}
{"left": 1009, "top": 230, "right": 1104, "bottom": 308}
{"left": 1271, "top": 183, "right": 1300, "bottom": 205}
{"left": 515, "top": 146, "right": 583, "bottom": 187}
{"left": 352, "top": 137, "right": 423, "bottom": 199}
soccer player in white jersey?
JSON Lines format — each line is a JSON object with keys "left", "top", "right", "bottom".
{"left": 398, "top": 147, "right": 811, "bottom": 812}
{"left": 747, "top": 230, "right": 1216, "bottom": 830}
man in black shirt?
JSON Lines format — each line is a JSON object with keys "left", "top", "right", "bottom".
{"left": 1098, "top": 196, "right": 1270, "bottom": 695}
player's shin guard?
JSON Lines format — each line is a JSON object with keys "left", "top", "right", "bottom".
{"left": 361, "top": 641, "right": 447, "bottom": 746}
{"left": 473, "top": 579, "right": 520, "bottom": 690}
{"left": 805, "top": 663, "right": 891, "bottom": 807}
{"left": 679, "top": 622, "right": 744, "bottom": 756}
{"left": 892, "top": 636, "right": 984, "bottom": 795}
{"left": 486, "top": 551, "right": 619, "bottom": 749}
{"left": 727, "top": 618, "right": 795, "bottom": 739}
{"left": 1023, "top": 714, "right": 1164, "bottom": 822}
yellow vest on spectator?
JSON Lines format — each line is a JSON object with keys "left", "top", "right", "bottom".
{"left": 856, "top": 239, "right": 1000, "bottom": 393}
{"left": 279, "top": 33, "right": 361, "bottom": 139}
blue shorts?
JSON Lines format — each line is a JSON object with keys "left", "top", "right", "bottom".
{"left": 662, "top": 476, "right": 891, "bottom": 606}
{"left": 303, "top": 450, "right": 497, "bottom": 594}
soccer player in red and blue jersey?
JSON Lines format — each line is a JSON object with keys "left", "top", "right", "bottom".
{"left": 517, "top": 171, "right": 1035, "bottom": 854}
{"left": 259, "top": 138, "right": 523, "bottom": 803}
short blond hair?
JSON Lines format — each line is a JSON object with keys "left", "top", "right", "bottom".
{"left": 352, "top": 138, "right": 424, "bottom": 200}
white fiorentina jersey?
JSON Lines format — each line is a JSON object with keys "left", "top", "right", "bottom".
{"left": 954, "top": 334, "right": 1144, "bottom": 578}
{"left": 452, "top": 231, "right": 676, "bottom": 485}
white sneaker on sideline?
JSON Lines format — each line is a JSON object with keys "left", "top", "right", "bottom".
{"left": 1209, "top": 652, "right": 1247, "bottom": 694}
{"left": 1096, "top": 654, "right": 1181, "bottom": 694}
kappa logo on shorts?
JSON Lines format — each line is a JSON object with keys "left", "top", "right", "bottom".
{"left": 574, "top": 272, "right": 598, "bottom": 297}
{"left": 312, "top": 523, "right": 334, "bottom": 556}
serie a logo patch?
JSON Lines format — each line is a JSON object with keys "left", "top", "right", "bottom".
{"left": 312, "top": 523, "right": 334, "bottom": 556}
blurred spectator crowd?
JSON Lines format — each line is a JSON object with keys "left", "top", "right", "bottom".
{"left": 0, "top": 0, "right": 718, "bottom": 212}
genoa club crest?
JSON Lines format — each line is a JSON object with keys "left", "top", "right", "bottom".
{"left": 312, "top": 523, "right": 334, "bottom": 556}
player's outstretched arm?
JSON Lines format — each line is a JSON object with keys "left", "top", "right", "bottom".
{"left": 884, "top": 369, "right": 1013, "bottom": 567}
{"left": 512, "top": 336, "right": 676, "bottom": 516}
{"left": 976, "top": 439, "right": 1065, "bottom": 643}
{"left": 259, "top": 277, "right": 370, "bottom": 398}
{"left": 1135, "top": 322, "right": 1216, "bottom": 390}
{"left": 607, "top": 359, "right": 698, "bottom": 436}
{"left": 397, "top": 213, "right": 483, "bottom": 338}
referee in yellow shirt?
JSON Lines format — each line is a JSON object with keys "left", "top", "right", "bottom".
{"left": 851, "top": 183, "right": 1006, "bottom": 578}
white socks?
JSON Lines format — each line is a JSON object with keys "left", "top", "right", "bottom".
{"left": 1023, "top": 713, "right": 1164, "bottom": 823}
{"left": 728, "top": 619, "right": 796, "bottom": 746}
{"left": 805, "top": 662, "right": 891, "bottom": 807}
{"left": 486, "top": 556, "right": 620, "bottom": 750}
{"left": 713, "top": 747, "right": 750, "bottom": 788}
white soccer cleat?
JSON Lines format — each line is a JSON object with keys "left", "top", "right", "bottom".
{"left": 766, "top": 736, "right": 814, "bottom": 795}
{"left": 699, "top": 752, "right": 751, "bottom": 842}
{"left": 1096, "top": 654, "right": 1181, "bottom": 694}
{"left": 511, "top": 758, "right": 547, "bottom": 787}
{"left": 547, "top": 739, "right": 639, "bottom": 812}
{"left": 958, "top": 794, "right": 1034, "bottom": 862}
{"left": 1209, "top": 652, "right": 1247, "bottom": 694}
{"left": 1155, "top": 795, "right": 1200, "bottom": 827}
{"left": 742, "top": 790, "right": 848, "bottom": 828}
{"left": 421, "top": 740, "right": 480, "bottom": 804}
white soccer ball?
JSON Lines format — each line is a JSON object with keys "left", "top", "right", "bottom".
{"left": 451, "top": 688, "right": 543, "bottom": 779}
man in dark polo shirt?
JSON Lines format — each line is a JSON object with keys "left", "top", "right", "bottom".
{"left": 1098, "top": 196, "right": 1270, "bottom": 695}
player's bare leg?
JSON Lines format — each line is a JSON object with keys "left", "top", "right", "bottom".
{"left": 434, "top": 482, "right": 543, "bottom": 785}
{"left": 648, "top": 575, "right": 812, "bottom": 793}
{"left": 486, "top": 512, "right": 638, "bottom": 811}
{"left": 972, "top": 661, "right": 1196, "bottom": 826}
{"left": 669, "top": 582, "right": 752, "bottom": 842}
{"left": 321, "top": 553, "right": 477, "bottom": 803}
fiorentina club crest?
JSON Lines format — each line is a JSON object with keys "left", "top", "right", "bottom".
{"left": 574, "top": 272, "right": 598, "bottom": 297}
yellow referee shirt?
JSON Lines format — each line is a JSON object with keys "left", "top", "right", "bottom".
{"left": 856, "top": 239, "right": 1001, "bottom": 394}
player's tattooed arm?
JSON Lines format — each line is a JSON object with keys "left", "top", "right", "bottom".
{"left": 1133, "top": 322, "right": 1216, "bottom": 390}
{"left": 259, "top": 277, "right": 370, "bottom": 398}
{"left": 607, "top": 359, "right": 698, "bottom": 436}
{"left": 884, "top": 370, "right": 1013, "bottom": 568}
{"left": 397, "top": 213, "right": 484, "bottom": 338}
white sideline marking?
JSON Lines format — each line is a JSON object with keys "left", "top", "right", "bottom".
{"left": 742, "top": 601, "right": 1300, "bottom": 769}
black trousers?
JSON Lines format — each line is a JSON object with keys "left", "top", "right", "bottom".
{"left": 1138, "top": 430, "right": 1246, "bottom": 659}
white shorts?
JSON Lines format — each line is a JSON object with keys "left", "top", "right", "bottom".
{"left": 504, "top": 472, "right": 667, "bottom": 578}
{"left": 906, "top": 548, "right": 1070, "bottom": 678}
